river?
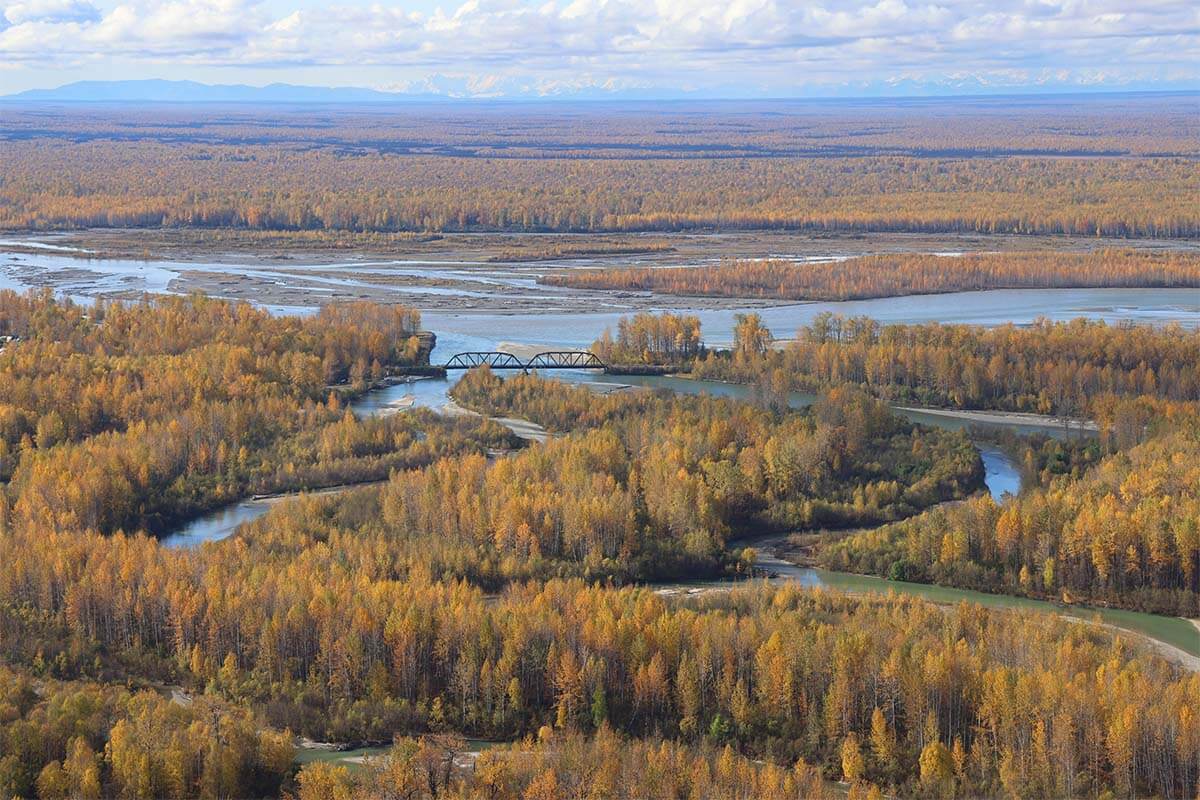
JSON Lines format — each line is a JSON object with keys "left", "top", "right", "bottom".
{"left": 659, "top": 551, "right": 1200, "bottom": 663}
{"left": 422, "top": 285, "right": 1200, "bottom": 348}
{"left": 3, "top": 245, "right": 1199, "bottom": 331}
{"left": 17, "top": 244, "right": 1186, "bottom": 660}
{"left": 156, "top": 369, "right": 1200, "bottom": 665}
{"left": 162, "top": 370, "right": 1031, "bottom": 548}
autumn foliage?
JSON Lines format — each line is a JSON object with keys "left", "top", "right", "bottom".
{"left": 0, "top": 291, "right": 511, "bottom": 535}
{"left": 694, "top": 313, "right": 1200, "bottom": 417}
{"left": 1, "top": 294, "right": 1198, "bottom": 798}
{"left": 821, "top": 417, "right": 1200, "bottom": 615}
{"left": 3, "top": 102, "right": 1198, "bottom": 236}
{"left": 545, "top": 249, "right": 1200, "bottom": 300}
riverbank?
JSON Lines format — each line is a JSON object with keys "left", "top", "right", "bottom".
{"left": 440, "top": 398, "right": 550, "bottom": 443}
{"left": 158, "top": 367, "right": 1196, "bottom": 671}
{"left": 4, "top": 233, "right": 1200, "bottom": 328}
{"left": 16, "top": 229, "right": 1193, "bottom": 266}
{"left": 893, "top": 405, "right": 1098, "bottom": 432}
{"left": 161, "top": 367, "right": 1024, "bottom": 546}
{"left": 743, "top": 535, "right": 1200, "bottom": 669}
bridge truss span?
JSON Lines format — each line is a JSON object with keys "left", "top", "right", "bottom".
{"left": 440, "top": 350, "right": 607, "bottom": 371}
{"left": 442, "top": 351, "right": 527, "bottom": 370}
{"left": 526, "top": 351, "right": 607, "bottom": 370}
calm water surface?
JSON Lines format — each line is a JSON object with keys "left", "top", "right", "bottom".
{"left": 163, "top": 497, "right": 276, "bottom": 548}
{"left": 162, "top": 373, "right": 1200, "bottom": 670}
{"left": 704, "top": 556, "right": 1200, "bottom": 658}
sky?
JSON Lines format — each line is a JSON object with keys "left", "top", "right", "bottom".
{"left": 1, "top": 0, "right": 1198, "bottom": 97}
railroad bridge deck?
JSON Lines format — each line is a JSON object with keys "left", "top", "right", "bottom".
{"left": 440, "top": 351, "right": 607, "bottom": 371}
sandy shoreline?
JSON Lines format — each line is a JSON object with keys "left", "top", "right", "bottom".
{"left": 440, "top": 398, "right": 551, "bottom": 443}
{"left": 895, "top": 405, "right": 1098, "bottom": 431}
{"left": 15, "top": 228, "right": 1196, "bottom": 264}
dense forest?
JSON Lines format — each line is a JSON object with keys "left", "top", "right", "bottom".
{"left": 293, "top": 583, "right": 1200, "bottom": 800}
{"left": 453, "top": 370, "right": 981, "bottom": 531}
{"left": 594, "top": 311, "right": 1200, "bottom": 614}
{"left": 3, "top": 584, "right": 1196, "bottom": 799}
{"left": 0, "top": 291, "right": 513, "bottom": 534}
{"left": 2, "top": 101, "right": 1198, "bottom": 236}
{"left": 546, "top": 249, "right": 1200, "bottom": 300}
{"left": 1, "top": 294, "right": 1198, "bottom": 798}
{"left": 5, "top": 148, "right": 1193, "bottom": 236}
{"left": 119, "top": 370, "right": 977, "bottom": 594}
{"left": 820, "top": 416, "right": 1200, "bottom": 615}
{"left": 690, "top": 313, "right": 1200, "bottom": 418}
{"left": 0, "top": 664, "right": 295, "bottom": 799}
{"left": 589, "top": 312, "right": 704, "bottom": 366}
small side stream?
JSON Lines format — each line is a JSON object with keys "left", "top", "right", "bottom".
{"left": 728, "top": 552, "right": 1200, "bottom": 661}
{"left": 157, "top": 370, "right": 1200, "bottom": 664}
{"left": 162, "top": 372, "right": 1031, "bottom": 547}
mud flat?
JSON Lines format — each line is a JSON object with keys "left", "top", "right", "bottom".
{"left": 4, "top": 233, "right": 1200, "bottom": 327}
{"left": 24, "top": 228, "right": 1200, "bottom": 265}
{"left": 439, "top": 398, "right": 551, "bottom": 443}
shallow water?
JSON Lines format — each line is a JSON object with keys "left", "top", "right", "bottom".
{"left": 423, "top": 286, "right": 1200, "bottom": 345}
{"left": 152, "top": 362, "right": 1198, "bottom": 664}
{"left": 2, "top": 244, "right": 1198, "bottom": 332}
{"left": 163, "top": 497, "right": 276, "bottom": 548}
{"left": 979, "top": 445, "right": 1022, "bottom": 499}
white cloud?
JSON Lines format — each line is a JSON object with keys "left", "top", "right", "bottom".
{"left": 4, "top": 0, "right": 100, "bottom": 25}
{"left": 2, "top": 0, "right": 1197, "bottom": 93}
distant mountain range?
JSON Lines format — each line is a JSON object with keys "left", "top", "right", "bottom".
{"left": 2, "top": 79, "right": 450, "bottom": 104}
{"left": 0, "top": 79, "right": 703, "bottom": 104}
{"left": 3, "top": 78, "right": 1195, "bottom": 105}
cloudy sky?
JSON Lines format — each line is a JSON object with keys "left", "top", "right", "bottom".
{"left": 1, "top": 0, "right": 1197, "bottom": 97}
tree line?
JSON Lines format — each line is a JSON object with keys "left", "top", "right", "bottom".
{"left": 692, "top": 313, "right": 1200, "bottom": 418}
{"left": 0, "top": 292, "right": 517, "bottom": 535}
{"left": 1, "top": 297, "right": 1197, "bottom": 798}
{"left": 4, "top": 571, "right": 1197, "bottom": 799}
{"left": 544, "top": 249, "right": 1200, "bottom": 301}
{"left": 4, "top": 133, "right": 1197, "bottom": 236}
{"left": 451, "top": 370, "right": 981, "bottom": 537}
{"left": 0, "top": 664, "right": 295, "bottom": 799}
{"left": 8, "top": 100, "right": 1196, "bottom": 159}
{"left": 590, "top": 312, "right": 704, "bottom": 365}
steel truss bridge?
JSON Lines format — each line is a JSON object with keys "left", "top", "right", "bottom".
{"left": 441, "top": 350, "right": 607, "bottom": 371}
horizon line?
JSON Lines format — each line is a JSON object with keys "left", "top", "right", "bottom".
{"left": 4, "top": 85, "right": 1198, "bottom": 106}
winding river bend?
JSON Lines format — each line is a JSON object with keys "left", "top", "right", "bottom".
{"left": 158, "top": 369, "right": 1200, "bottom": 666}
{"left": 162, "top": 370, "right": 1033, "bottom": 548}
{"left": 11, "top": 243, "right": 1188, "bottom": 661}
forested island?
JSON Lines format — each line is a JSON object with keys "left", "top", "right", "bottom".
{"left": 544, "top": 250, "right": 1200, "bottom": 300}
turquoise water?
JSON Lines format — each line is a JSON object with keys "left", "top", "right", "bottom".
{"left": 758, "top": 559, "right": 1199, "bottom": 658}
